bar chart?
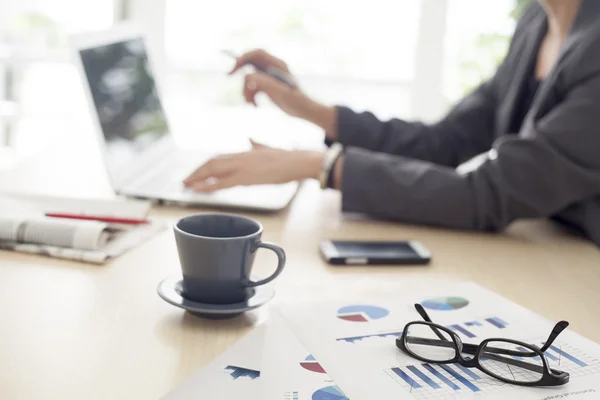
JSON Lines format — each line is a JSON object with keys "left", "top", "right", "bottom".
{"left": 223, "top": 365, "right": 261, "bottom": 380}
{"left": 446, "top": 317, "right": 508, "bottom": 339}
{"left": 385, "top": 342, "right": 600, "bottom": 399}
{"left": 336, "top": 330, "right": 405, "bottom": 344}
{"left": 335, "top": 316, "right": 508, "bottom": 344}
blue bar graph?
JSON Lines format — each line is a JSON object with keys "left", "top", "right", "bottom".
{"left": 224, "top": 365, "right": 260, "bottom": 380}
{"left": 443, "top": 317, "right": 508, "bottom": 339}
{"left": 344, "top": 317, "right": 508, "bottom": 345}
{"left": 336, "top": 331, "right": 404, "bottom": 343}
{"left": 544, "top": 350, "right": 559, "bottom": 361}
{"left": 549, "top": 345, "right": 588, "bottom": 367}
{"left": 453, "top": 363, "right": 481, "bottom": 380}
{"left": 485, "top": 317, "right": 508, "bottom": 329}
{"left": 392, "top": 367, "right": 422, "bottom": 388}
{"left": 439, "top": 365, "right": 481, "bottom": 392}
{"left": 407, "top": 365, "right": 441, "bottom": 389}
{"left": 448, "top": 324, "right": 476, "bottom": 339}
{"left": 422, "top": 364, "right": 461, "bottom": 390}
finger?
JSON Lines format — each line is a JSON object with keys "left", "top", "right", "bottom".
{"left": 191, "top": 176, "right": 241, "bottom": 192}
{"left": 229, "top": 49, "right": 264, "bottom": 75}
{"left": 243, "top": 74, "right": 258, "bottom": 106}
{"left": 183, "top": 157, "right": 237, "bottom": 186}
{"left": 249, "top": 139, "right": 273, "bottom": 151}
{"left": 243, "top": 72, "right": 289, "bottom": 106}
{"left": 229, "top": 57, "right": 245, "bottom": 75}
{"left": 230, "top": 49, "right": 288, "bottom": 75}
{"left": 252, "top": 72, "right": 290, "bottom": 93}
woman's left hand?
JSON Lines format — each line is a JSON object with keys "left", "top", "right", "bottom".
{"left": 183, "top": 140, "right": 324, "bottom": 192}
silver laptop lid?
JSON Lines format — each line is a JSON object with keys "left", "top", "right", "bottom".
{"left": 76, "top": 34, "right": 171, "bottom": 186}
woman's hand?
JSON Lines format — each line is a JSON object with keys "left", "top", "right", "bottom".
{"left": 183, "top": 140, "right": 324, "bottom": 192}
{"left": 229, "top": 48, "right": 292, "bottom": 77}
{"left": 230, "top": 49, "right": 337, "bottom": 135}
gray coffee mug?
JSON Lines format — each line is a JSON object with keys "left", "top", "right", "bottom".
{"left": 173, "top": 213, "right": 286, "bottom": 304}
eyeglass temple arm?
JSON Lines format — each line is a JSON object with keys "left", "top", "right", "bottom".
{"left": 540, "top": 321, "right": 569, "bottom": 352}
{"left": 492, "top": 320, "right": 569, "bottom": 358}
{"left": 414, "top": 304, "right": 448, "bottom": 341}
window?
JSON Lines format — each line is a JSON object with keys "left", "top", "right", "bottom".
{"left": 1, "top": 0, "right": 527, "bottom": 156}
{"left": 161, "top": 0, "right": 428, "bottom": 149}
{"left": 0, "top": 0, "right": 116, "bottom": 153}
{"left": 444, "top": 0, "right": 519, "bottom": 102}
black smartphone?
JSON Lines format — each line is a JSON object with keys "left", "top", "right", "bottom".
{"left": 319, "top": 240, "right": 431, "bottom": 265}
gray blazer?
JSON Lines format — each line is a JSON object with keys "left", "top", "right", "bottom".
{"left": 337, "top": 0, "right": 600, "bottom": 247}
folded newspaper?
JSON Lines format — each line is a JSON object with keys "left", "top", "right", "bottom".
{"left": 0, "top": 193, "right": 166, "bottom": 264}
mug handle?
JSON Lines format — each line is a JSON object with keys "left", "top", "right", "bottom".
{"left": 245, "top": 241, "right": 286, "bottom": 287}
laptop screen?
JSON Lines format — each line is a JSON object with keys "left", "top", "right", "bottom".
{"left": 78, "top": 37, "right": 169, "bottom": 174}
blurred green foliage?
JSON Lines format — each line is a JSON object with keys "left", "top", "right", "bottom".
{"left": 9, "top": 11, "right": 61, "bottom": 48}
{"left": 457, "top": 0, "right": 532, "bottom": 96}
{"left": 512, "top": 0, "right": 533, "bottom": 20}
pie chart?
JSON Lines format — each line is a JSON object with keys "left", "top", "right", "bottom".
{"left": 312, "top": 385, "right": 348, "bottom": 400}
{"left": 300, "top": 354, "right": 326, "bottom": 374}
{"left": 336, "top": 305, "right": 389, "bottom": 322}
{"left": 421, "top": 296, "right": 469, "bottom": 311}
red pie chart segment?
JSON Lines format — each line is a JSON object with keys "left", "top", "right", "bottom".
{"left": 300, "top": 355, "right": 327, "bottom": 374}
{"left": 337, "top": 314, "right": 369, "bottom": 322}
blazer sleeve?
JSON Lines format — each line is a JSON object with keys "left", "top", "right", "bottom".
{"left": 340, "top": 72, "right": 600, "bottom": 231}
{"left": 333, "top": 5, "right": 544, "bottom": 168}
{"left": 335, "top": 77, "right": 498, "bottom": 168}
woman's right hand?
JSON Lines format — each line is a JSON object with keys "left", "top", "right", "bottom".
{"left": 229, "top": 49, "right": 337, "bottom": 135}
{"left": 229, "top": 49, "right": 307, "bottom": 118}
{"left": 229, "top": 48, "right": 292, "bottom": 77}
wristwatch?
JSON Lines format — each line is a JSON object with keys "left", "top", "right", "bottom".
{"left": 319, "top": 143, "right": 344, "bottom": 189}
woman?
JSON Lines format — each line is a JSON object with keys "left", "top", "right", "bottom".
{"left": 184, "top": 0, "right": 600, "bottom": 246}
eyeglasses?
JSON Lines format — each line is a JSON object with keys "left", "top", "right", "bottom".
{"left": 395, "top": 304, "right": 570, "bottom": 387}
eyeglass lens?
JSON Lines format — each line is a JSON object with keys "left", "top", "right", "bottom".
{"left": 479, "top": 341, "right": 544, "bottom": 383}
{"left": 405, "top": 323, "right": 457, "bottom": 362}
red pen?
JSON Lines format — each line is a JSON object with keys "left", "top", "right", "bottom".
{"left": 45, "top": 213, "right": 149, "bottom": 225}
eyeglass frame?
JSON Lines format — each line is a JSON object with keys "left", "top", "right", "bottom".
{"left": 395, "top": 304, "right": 570, "bottom": 387}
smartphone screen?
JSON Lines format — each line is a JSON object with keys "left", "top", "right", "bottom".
{"left": 334, "top": 242, "right": 419, "bottom": 258}
{"left": 321, "top": 240, "right": 431, "bottom": 265}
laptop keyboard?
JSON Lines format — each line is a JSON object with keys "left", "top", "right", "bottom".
{"left": 128, "top": 153, "right": 298, "bottom": 209}
{"left": 129, "top": 156, "right": 202, "bottom": 193}
{"left": 156, "top": 160, "right": 201, "bottom": 191}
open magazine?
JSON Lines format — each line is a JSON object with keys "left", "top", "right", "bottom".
{"left": 0, "top": 193, "right": 166, "bottom": 264}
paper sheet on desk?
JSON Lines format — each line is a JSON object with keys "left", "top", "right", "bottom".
{"left": 161, "top": 325, "right": 266, "bottom": 400}
{"left": 260, "top": 311, "right": 349, "bottom": 400}
{"left": 278, "top": 282, "right": 600, "bottom": 400}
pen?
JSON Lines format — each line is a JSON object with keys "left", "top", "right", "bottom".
{"left": 45, "top": 213, "right": 149, "bottom": 225}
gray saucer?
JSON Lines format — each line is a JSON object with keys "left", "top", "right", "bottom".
{"left": 157, "top": 275, "right": 275, "bottom": 319}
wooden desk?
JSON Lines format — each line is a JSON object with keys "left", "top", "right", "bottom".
{"left": 1, "top": 135, "right": 600, "bottom": 399}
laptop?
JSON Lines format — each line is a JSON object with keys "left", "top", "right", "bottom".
{"left": 70, "top": 24, "right": 298, "bottom": 212}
